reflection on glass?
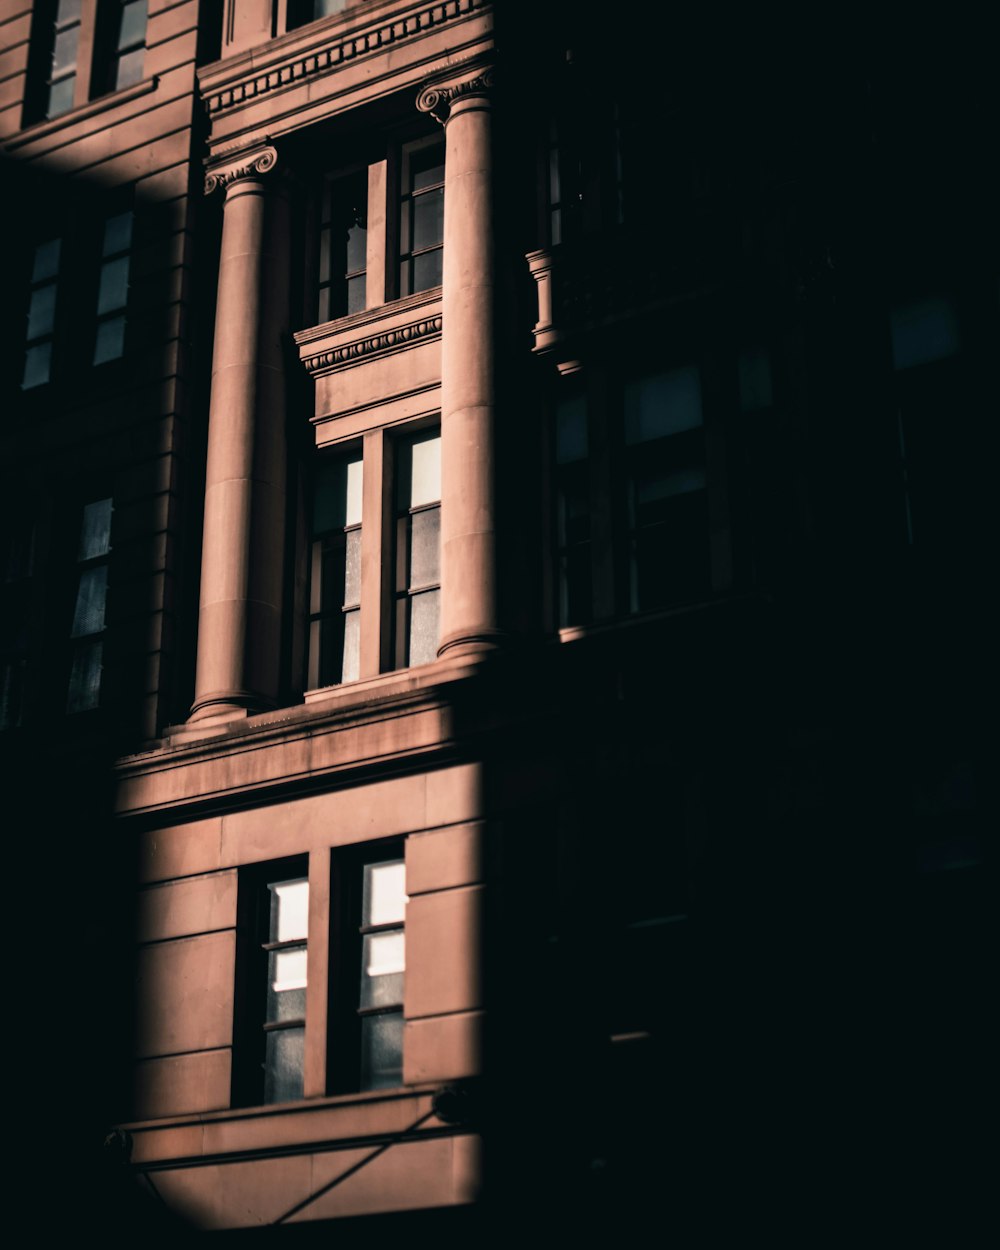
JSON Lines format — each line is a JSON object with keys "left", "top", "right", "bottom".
{"left": 66, "top": 640, "right": 102, "bottom": 712}
{"left": 264, "top": 1028, "right": 304, "bottom": 1103}
{"left": 269, "top": 878, "right": 309, "bottom": 942}
{"left": 624, "top": 367, "right": 703, "bottom": 444}
{"left": 363, "top": 860, "right": 406, "bottom": 926}
{"left": 27, "top": 286, "right": 56, "bottom": 340}
{"left": 22, "top": 343, "right": 51, "bottom": 389}
{"left": 97, "top": 256, "right": 130, "bottom": 315}
{"left": 48, "top": 76, "right": 75, "bottom": 117}
{"left": 342, "top": 610, "right": 360, "bottom": 683}
{"left": 71, "top": 565, "right": 108, "bottom": 637}
{"left": 408, "top": 590, "right": 440, "bottom": 666}
{"left": 93, "top": 315, "right": 126, "bottom": 364}
{"left": 409, "top": 508, "right": 440, "bottom": 588}
{"left": 360, "top": 1012, "right": 403, "bottom": 1090}
{"left": 79, "top": 498, "right": 113, "bottom": 560}
{"left": 360, "top": 932, "right": 405, "bottom": 1007}
{"left": 403, "top": 434, "right": 441, "bottom": 508}
{"left": 103, "top": 212, "right": 133, "bottom": 256}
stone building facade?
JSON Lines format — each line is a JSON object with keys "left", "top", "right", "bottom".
{"left": 1, "top": 1, "right": 993, "bottom": 1240}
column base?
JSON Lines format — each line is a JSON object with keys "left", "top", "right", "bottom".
{"left": 436, "top": 629, "right": 506, "bottom": 660}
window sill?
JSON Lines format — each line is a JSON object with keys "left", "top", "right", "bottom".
{"left": 5, "top": 77, "right": 159, "bottom": 151}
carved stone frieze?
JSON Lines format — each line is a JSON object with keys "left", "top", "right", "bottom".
{"left": 302, "top": 314, "right": 442, "bottom": 376}
{"left": 203, "top": 143, "right": 278, "bottom": 195}
{"left": 416, "top": 67, "right": 494, "bottom": 124}
{"left": 203, "top": 0, "right": 489, "bottom": 116}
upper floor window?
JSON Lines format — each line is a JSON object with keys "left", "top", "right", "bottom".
{"left": 100, "top": 0, "right": 147, "bottom": 92}
{"left": 394, "top": 430, "right": 441, "bottom": 668}
{"left": 22, "top": 239, "right": 61, "bottom": 390}
{"left": 399, "top": 137, "right": 444, "bottom": 297}
{"left": 287, "top": 0, "right": 350, "bottom": 30}
{"left": 309, "top": 451, "right": 363, "bottom": 688}
{"left": 45, "top": 0, "right": 82, "bottom": 118}
{"left": 317, "top": 169, "right": 367, "bottom": 321}
{"left": 67, "top": 497, "right": 112, "bottom": 714}
{"left": 93, "top": 210, "right": 133, "bottom": 364}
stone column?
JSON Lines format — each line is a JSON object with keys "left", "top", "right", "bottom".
{"left": 190, "top": 144, "right": 289, "bottom": 721}
{"left": 418, "top": 70, "right": 501, "bottom": 658}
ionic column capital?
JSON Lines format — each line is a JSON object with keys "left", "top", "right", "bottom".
{"left": 416, "top": 66, "right": 495, "bottom": 126}
{"left": 204, "top": 140, "right": 279, "bottom": 196}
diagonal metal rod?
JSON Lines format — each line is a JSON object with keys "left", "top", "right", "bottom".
{"left": 271, "top": 1107, "right": 439, "bottom": 1225}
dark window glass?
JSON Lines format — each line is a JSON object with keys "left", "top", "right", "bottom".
{"left": 393, "top": 431, "right": 441, "bottom": 668}
{"left": 317, "top": 169, "right": 367, "bottom": 322}
{"left": 400, "top": 139, "right": 445, "bottom": 297}
{"left": 44, "top": 0, "right": 81, "bottom": 118}
{"left": 309, "top": 452, "right": 363, "bottom": 688}
{"left": 287, "top": 0, "right": 349, "bottom": 29}
{"left": 624, "top": 368, "right": 710, "bottom": 611}
{"left": 66, "top": 498, "right": 112, "bottom": 714}
{"left": 357, "top": 859, "right": 406, "bottom": 1090}
{"left": 22, "top": 239, "right": 60, "bottom": 390}
{"left": 93, "top": 211, "right": 132, "bottom": 365}
{"left": 555, "top": 393, "right": 592, "bottom": 626}
{"left": 113, "top": 1, "right": 146, "bottom": 90}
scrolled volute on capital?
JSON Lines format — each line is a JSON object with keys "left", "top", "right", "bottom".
{"left": 203, "top": 143, "right": 279, "bottom": 196}
{"left": 416, "top": 68, "right": 495, "bottom": 125}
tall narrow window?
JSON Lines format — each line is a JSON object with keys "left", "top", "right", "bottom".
{"left": 623, "top": 367, "right": 709, "bottom": 611}
{"left": 93, "top": 210, "right": 132, "bottom": 365}
{"left": 261, "top": 874, "right": 309, "bottom": 1103}
{"left": 23, "top": 239, "right": 60, "bottom": 389}
{"left": 309, "top": 452, "right": 363, "bottom": 688}
{"left": 67, "top": 497, "right": 112, "bottom": 714}
{"left": 554, "top": 392, "right": 592, "bottom": 626}
{"left": 394, "top": 430, "right": 441, "bottom": 668}
{"left": 399, "top": 138, "right": 445, "bottom": 297}
{"left": 45, "top": 0, "right": 81, "bottom": 119}
{"left": 108, "top": 0, "right": 147, "bottom": 90}
{"left": 357, "top": 857, "right": 406, "bottom": 1090}
{"left": 317, "top": 169, "right": 367, "bottom": 321}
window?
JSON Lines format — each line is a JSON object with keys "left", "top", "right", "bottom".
{"left": 554, "top": 392, "right": 592, "bottom": 626}
{"left": 330, "top": 850, "right": 407, "bottom": 1092}
{"left": 234, "top": 860, "right": 309, "bottom": 1106}
{"left": 66, "top": 497, "right": 112, "bottom": 713}
{"left": 22, "top": 239, "right": 61, "bottom": 390}
{"left": 93, "top": 210, "right": 132, "bottom": 364}
{"left": 309, "top": 451, "right": 363, "bottom": 688}
{"left": 287, "top": 0, "right": 350, "bottom": 31}
{"left": 394, "top": 430, "right": 441, "bottom": 668}
{"left": 95, "top": 0, "right": 147, "bottom": 94}
{"left": 317, "top": 169, "right": 367, "bottom": 321}
{"left": 399, "top": 137, "right": 445, "bottom": 297}
{"left": 42, "top": 0, "right": 82, "bottom": 119}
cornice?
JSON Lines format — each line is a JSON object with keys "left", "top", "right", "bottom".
{"left": 203, "top": 140, "right": 279, "bottom": 194}
{"left": 303, "top": 313, "right": 441, "bottom": 375}
{"left": 199, "top": 0, "right": 489, "bottom": 118}
{"left": 3, "top": 76, "right": 159, "bottom": 152}
{"left": 295, "top": 289, "right": 442, "bottom": 378}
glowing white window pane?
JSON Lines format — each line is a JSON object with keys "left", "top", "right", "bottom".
{"left": 890, "top": 297, "right": 960, "bottom": 370}
{"left": 624, "top": 367, "right": 703, "bottom": 444}
{"left": 362, "top": 860, "right": 406, "bottom": 926}
{"left": 408, "top": 434, "right": 441, "bottom": 507}
{"left": 365, "top": 931, "right": 405, "bottom": 978}
{"left": 271, "top": 879, "right": 309, "bottom": 942}
{"left": 272, "top": 947, "right": 308, "bottom": 992}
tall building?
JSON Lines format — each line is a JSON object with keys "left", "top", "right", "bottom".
{"left": 1, "top": 2, "right": 992, "bottom": 1240}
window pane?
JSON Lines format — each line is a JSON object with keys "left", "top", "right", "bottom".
{"left": 56, "top": 0, "right": 82, "bottom": 21}
{"left": 103, "top": 212, "right": 133, "bottom": 257}
{"left": 66, "top": 640, "right": 102, "bottom": 712}
{"left": 412, "top": 187, "right": 444, "bottom": 251}
{"left": 32, "top": 240, "right": 60, "bottom": 283}
{"left": 411, "top": 248, "right": 442, "bottom": 293}
{"left": 341, "top": 608, "right": 360, "bottom": 683}
{"left": 314, "top": 455, "right": 362, "bottom": 531}
{"left": 266, "top": 948, "right": 307, "bottom": 1021}
{"left": 118, "top": 0, "right": 147, "bottom": 48}
{"left": 94, "top": 316, "right": 126, "bottom": 363}
{"left": 408, "top": 589, "right": 439, "bottom": 666}
{"left": 360, "top": 932, "right": 405, "bottom": 1008}
{"left": 269, "top": 877, "right": 309, "bottom": 942}
{"left": 890, "top": 297, "right": 960, "bottom": 370}
{"left": 624, "top": 367, "right": 703, "bottom": 444}
{"left": 79, "top": 498, "right": 113, "bottom": 559}
{"left": 264, "top": 1027, "right": 304, "bottom": 1103}
{"left": 344, "top": 527, "right": 361, "bottom": 605}
{"left": 346, "top": 220, "right": 367, "bottom": 275}
{"left": 362, "top": 859, "right": 406, "bottom": 926}
{"left": 22, "top": 342, "right": 51, "bottom": 389}
{"left": 556, "top": 395, "right": 588, "bottom": 463}
{"left": 115, "top": 47, "right": 145, "bottom": 89}
{"left": 27, "top": 284, "right": 57, "bottom": 341}
{"left": 409, "top": 507, "right": 440, "bottom": 589}
{"left": 47, "top": 75, "right": 75, "bottom": 117}
{"left": 404, "top": 433, "right": 441, "bottom": 509}
{"left": 70, "top": 565, "right": 108, "bottom": 636}
{"left": 346, "top": 274, "right": 366, "bottom": 315}
{"left": 360, "top": 1011, "right": 403, "bottom": 1089}
{"left": 411, "top": 147, "right": 444, "bottom": 191}
{"left": 97, "top": 256, "right": 130, "bottom": 315}
{"left": 52, "top": 26, "right": 79, "bottom": 73}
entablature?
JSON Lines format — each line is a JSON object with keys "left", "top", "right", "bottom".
{"left": 197, "top": 0, "right": 493, "bottom": 158}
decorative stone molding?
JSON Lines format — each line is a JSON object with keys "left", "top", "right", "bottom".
{"left": 302, "top": 315, "right": 442, "bottom": 375}
{"left": 203, "top": 142, "right": 278, "bottom": 195}
{"left": 416, "top": 66, "right": 494, "bottom": 124}
{"left": 202, "top": 0, "right": 489, "bottom": 116}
